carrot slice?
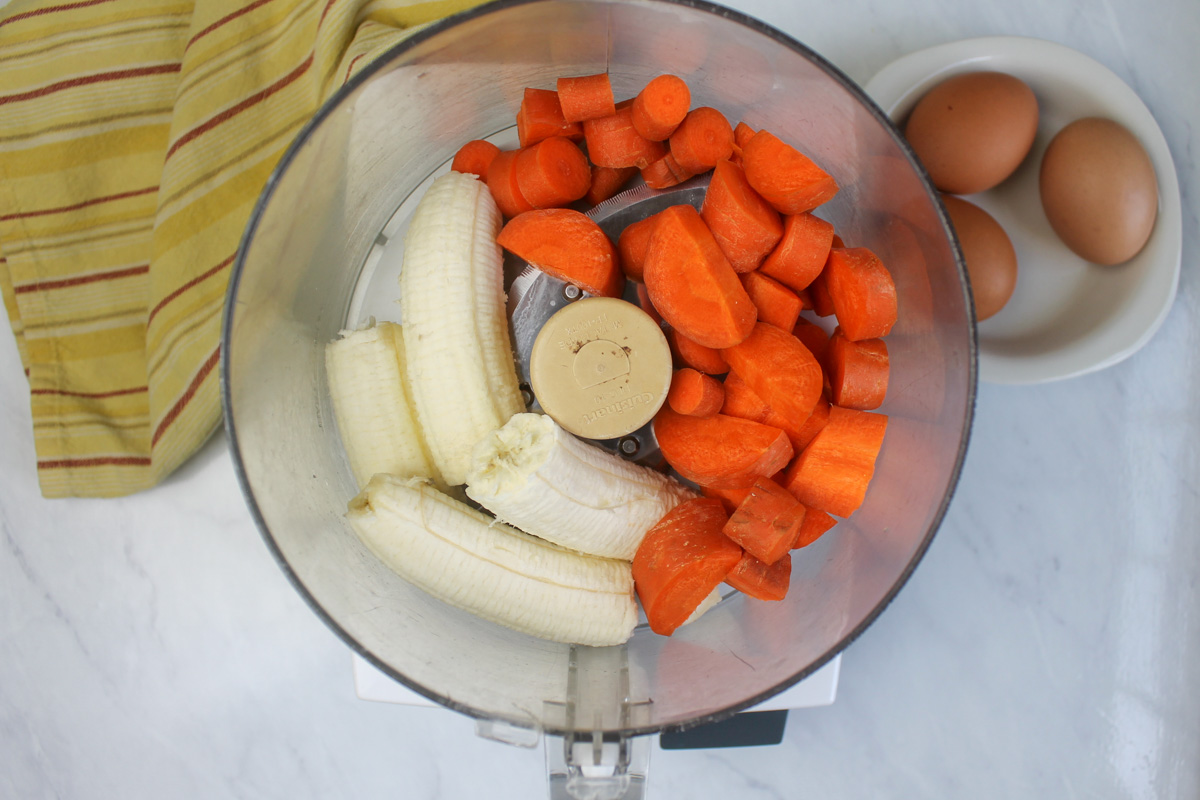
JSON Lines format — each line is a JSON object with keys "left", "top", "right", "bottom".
{"left": 640, "top": 151, "right": 697, "bottom": 189}
{"left": 642, "top": 204, "right": 757, "bottom": 349}
{"left": 668, "top": 368, "right": 724, "bottom": 418}
{"left": 585, "top": 165, "right": 637, "bottom": 206}
{"left": 668, "top": 107, "right": 734, "bottom": 173}
{"left": 514, "top": 136, "right": 592, "bottom": 209}
{"left": 451, "top": 139, "right": 501, "bottom": 182}
{"left": 632, "top": 497, "right": 743, "bottom": 636}
{"left": 793, "top": 507, "right": 836, "bottom": 548}
{"left": 725, "top": 552, "right": 791, "bottom": 601}
{"left": 740, "top": 271, "right": 802, "bottom": 332}
{"left": 702, "top": 484, "right": 753, "bottom": 513}
{"left": 700, "top": 159, "right": 783, "bottom": 273}
{"left": 742, "top": 130, "right": 839, "bottom": 214}
{"left": 516, "top": 87, "right": 583, "bottom": 148}
{"left": 782, "top": 406, "right": 887, "bottom": 517}
{"left": 485, "top": 149, "right": 535, "bottom": 218}
{"left": 631, "top": 74, "right": 691, "bottom": 141}
{"left": 497, "top": 208, "right": 623, "bottom": 298}
{"left": 720, "top": 371, "right": 813, "bottom": 453}
{"left": 653, "top": 405, "right": 793, "bottom": 489}
{"left": 827, "top": 328, "right": 889, "bottom": 410}
{"left": 721, "top": 321, "right": 823, "bottom": 430}
{"left": 824, "top": 247, "right": 898, "bottom": 341}
{"left": 583, "top": 104, "right": 668, "bottom": 169}
{"left": 791, "top": 317, "right": 830, "bottom": 365}
{"left": 792, "top": 392, "right": 831, "bottom": 451}
{"left": 557, "top": 73, "right": 616, "bottom": 123}
{"left": 733, "top": 121, "right": 756, "bottom": 149}
{"left": 636, "top": 283, "right": 664, "bottom": 326}
{"left": 667, "top": 327, "right": 729, "bottom": 375}
{"left": 722, "top": 477, "right": 805, "bottom": 565}
{"left": 617, "top": 211, "right": 662, "bottom": 282}
{"left": 759, "top": 212, "right": 835, "bottom": 292}
{"left": 808, "top": 268, "right": 836, "bottom": 317}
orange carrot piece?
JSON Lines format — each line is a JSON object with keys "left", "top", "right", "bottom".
{"left": 585, "top": 165, "right": 637, "bottom": 205}
{"left": 643, "top": 204, "right": 757, "bottom": 349}
{"left": 733, "top": 121, "right": 756, "bottom": 149}
{"left": 632, "top": 497, "right": 743, "bottom": 636}
{"left": 653, "top": 405, "right": 793, "bottom": 489}
{"left": 485, "top": 149, "right": 535, "bottom": 218}
{"left": 808, "top": 268, "right": 836, "bottom": 317}
{"left": 792, "top": 507, "right": 836, "bottom": 549}
{"left": 700, "top": 159, "right": 783, "bottom": 273}
{"left": 631, "top": 74, "right": 691, "bottom": 141}
{"left": 791, "top": 317, "right": 830, "bottom": 364}
{"left": 827, "top": 328, "right": 889, "bottom": 410}
{"left": 516, "top": 88, "right": 583, "bottom": 148}
{"left": 792, "top": 392, "right": 831, "bottom": 451}
{"left": 514, "top": 136, "right": 592, "bottom": 209}
{"left": 557, "top": 73, "right": 616, "bottom": 123}
{"left": 636, "top": 283, "right": 664, "bottom": 326}
{"left": 497, "top": 208, "right": 623, "bottom": 298}
{"left": 702, "top": 484, "right": 753, "bottom": 513}
{"left": 742, "top": 130, "right": 839, "bottom": 214}
{"left": 668, "top": 368, "right": 725, "bottom": 418}
{"left": 617, "top": 211, "right": 662, "bottom": 282}
{"left": 720, "top": 371, "right": 771, "bottom": 423}
{"left": 782, "top": 406, "right": 888, "bottom": 517}
{"left": 759, "top": 212, "right": 835, "bottom": 292}
{"left": 451, "top": 139, "right": 501, "bottom": 181}
{"left": 668, "top": 107, "right": 734, "bottom": 173}
{"left": 721, "top": 321, "right": 823, "bottom": 430}
{"left": 583, "top": 105, "right": 668, "bottom": 169}
{"left": 667, "top": 327, "right": 729, "bottom": 375}
{"left": 740, "top": 271, "right": 802, "bottom": 332}
{"left": 722, "top": 476, "right": 806, "bottom": 565}
{"left": 824, "top": 247, "right": 898, "bottom": 341}
{"left": 640, "top": 151, "right": 697, "bottom": 189}
{"left": 725, "top": 551, "right": 791, "bottom": 601}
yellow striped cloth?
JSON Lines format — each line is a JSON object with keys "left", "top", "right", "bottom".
{"left": 0, "top": 0, "right": 484, "bottom": 497}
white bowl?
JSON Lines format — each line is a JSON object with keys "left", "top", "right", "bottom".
{"left": 865, "top": 36, "right": 1182, "bottom": 385}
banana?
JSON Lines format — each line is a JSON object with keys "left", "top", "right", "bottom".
{"left": 347, "top": 474, "right": 638, "bottom": 647}
{"left": 465, "top": 412, "right": 696, "bottom": 561}
{"left": 325, "top": 321, "right": 442, "bottom": 488}
{"left": 399, "top": 172, "right": 525, "bottom": 486}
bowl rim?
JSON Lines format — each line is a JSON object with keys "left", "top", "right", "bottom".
{"left": 220, "top": 0, "right": 978, "bottom": 738}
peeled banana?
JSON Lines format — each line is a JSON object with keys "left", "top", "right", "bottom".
{"left": 465, "top": 413, "right": 696, "bottom": 561}
{"left": 399, "top": 172, "right": 525, "bottom": 486}
{"left": 347, "top": 474, "right": 638, "bottom": 647}
{"left": 325, "top": 321, "right": 441, "bottom": 488}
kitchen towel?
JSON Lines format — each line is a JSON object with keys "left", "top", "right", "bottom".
{"left": 0, "top": 0, "right": 483, "bottom": 497}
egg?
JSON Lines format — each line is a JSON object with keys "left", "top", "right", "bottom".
{"left": 904, "top": 71, "right": 1039, "bottom": 195}
{"left": 941, "top": 194, "right": 1018, "bottom": 321}
{"left": 1039, "top": 117, "right": 1158, "bottom": 265}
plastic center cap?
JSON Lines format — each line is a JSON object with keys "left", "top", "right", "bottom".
{"left": 530, "top": 296, "right": 672, "bottom": 440}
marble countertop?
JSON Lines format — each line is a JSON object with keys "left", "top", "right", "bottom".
{"left": 3, "top": 0, "right": 1198, "bottom": 797}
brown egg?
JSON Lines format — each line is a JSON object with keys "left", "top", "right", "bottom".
{"left": 904, "top": 72, "right": 1039, "bottom": 195}
{"left": 1039, "top": 117, "right": 1158, "bottom": 265}
{"left": 941, "top": 194, "right": 1018, "bottom": 321}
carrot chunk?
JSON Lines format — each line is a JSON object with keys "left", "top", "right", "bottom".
{"left": 791, "top": 317, "right": 830, "bottom": 365}
{"left": 636, "top": 283, "right": 664, "bottom": 326}
{"left": 722, "top": 477, "right": 806, "bottom": 564}
{"left": 668, "top": 368, "right": 725, "bottom": 418}
{"left": 792, "top": 392, "right": 831, "bottom": 451}
{"left": 808, "top": 267, "right": 836, "bottom": 317}
{"left": 782, "top": 406, "right": 888, "bottom": 517}
{"left": 733, "top": 121, "right": 756, "bottom": 149}
{"left": 721, "top": 322, "right": 823, "bottom": 431}
{"left": 497, "top": 208, "right": 623, "bottom": 298}
{"left": 584, "top": 105, "right": 668, "bottom": 169}
{"left": 631, "top": 74, "right": 691, "bottom": 141}
{"left": 451, "top": 139, "right": 501, "bottom": 182}
{"left": 653, "top": 405, "right": 793, "bottom": 489}
{"left": 702, "top": 484, "right": 753, "bottom": 513}
{"left": 742, "top": 130, "right": 839, "bottom": 214}
{"left": 514, "top": 136, "right": 592, "bottom": 209}
{"left": 824, "top": 247, "right": 898, "bottom": 341}
{"left": 740, "top": 271, "right": 802, "bottom": 332}
{"left": 827, "top": 328, "right": 889, "bottom": 410}
{"left": 759, "top": 212, "right": 835, "bottom": 292}
{"left": 668, "top": 107, "right": 734, "bottom": 173}
{"left": 585, "top": 165, "right": 637, "bottom": 206}
{"left": 667, "top": 327, "right": 729, "bottom": 375}
{"left": 726, "top": 552, "right": 791, "bottom": 601}
{"left": 720, "top": 371, "right": 811, "bottom": 453}
{"left": 793, "top": 507, "right": 837, "bottom": 549}
{"left": 642, "top": 204, "right": 757, "bottom": 349}
{"left": 640, "top": 151, "right": 696, "bottom": 189}
{"left": 700, "top": 159, "right": 783, "bottom": 273}
{"left": 617, "top": 211, "right": 662, "bottom": 282}
{"left": 516, "top": 88, "right": 583, "bottom": 148}
{"left": 485, "top": 149, "right": 535, "bottom": 218}
{"left": 557, "top": 73, "right": 616, "bottom": 123}
{"left": 633, "top": 497, "right": 744, "bottom": 636}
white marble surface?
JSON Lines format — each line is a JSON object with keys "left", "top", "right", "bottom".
{"left": 3, "top": 0, "right": 1199, "bottom": 797}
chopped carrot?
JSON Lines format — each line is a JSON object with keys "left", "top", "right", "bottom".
{"left": 720, "top": 371, "right": 809, "bottom": 453}
{"left": 496, "top": 208, "right": 623, "bottom": 298}
{"left": 667, "top": 327, "right": 729, "bottom": 375}
{"left": 668, "top": 368, "right": 725, "bottom": 418}
{"left": 631, "top": 74, "right": 691, "bottom": 141}
{"left": 721, "top": 322, "right": 823, "bottom": 431}
{"left": 759, "top": 212, "right": 835, "bottom": 292}
{"left": 739, "top": 271, "right": 802, "bottom": 332}
{"left": 485, "top": 149, "right": 535, "bottom": 218}
{"left": 782, "top": 406, "right": 887, "bottom": 517}
{"left": 642, "top": 204, "right": 757, "bottom": 349}
{"left": 668, "top": 107, "right": 734, "bottom": 173}
{"left": 795, "top": 288, "right": 814, "bottom": 310}
{"left": 557, "top": 73, "right": 616, "bottom": 123}
{"left": 725, "top": 552, "right": 791, "bottom": 601}
{"left": 516, "top": 88, "right": 583, "bottom": 148}
{"left": 583, "top": 104, "right": 668, "bottom": 169}
{"left": 827, "top": 328, "right": 889, "bottom": 410}
{"left": 733, "top": 121, "right": 756, "bottom": 149}
{"left": 653, "top": 405, "right": 793, "bottom": 489}
{"left": 451, "top": 139, "right": 501, "bottom": 182}
{"left": 808, "top": 268, "right": 836, "bottom": 317}
{"left": 791, "top": 317, "right": 830, "bottom": 364}
{"left": 793, "top": 507, "right": 836, "bottom": 549}
{"left": 640, "top": 152, "right": 697, "bottom": 189}
{"left": 702, "top": 484, "right": 752, "bottom": 513}
{"left": 742, "top": 130, "right": 839, "bottom": 214}
{"left": 585, "top": 165, "right": 637, "bottom": 206}
{"left": 617, "top": 212, "right": 662, "bottom": 282}
{"left": 824, "top": 247, "right": 898, "bottom": 341}
{"left": 700, "top": 159, "right": 783, "bottom": 273}
{"left": 722, "top": 476, "right": 806, "bottom": 564}
{"left": 632, "top": 497, "right": 743, "bottom": 636}
{"left": 792, "top": 392, "right": 831, "bottom": 451}
{"left": 514, "top": 136, "right": 592, "bottom": 209}
{"left": 636, "top": 283, "right": 664, "bottom": 326}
